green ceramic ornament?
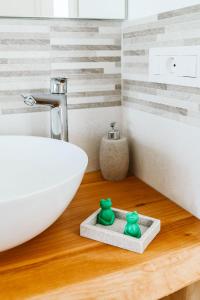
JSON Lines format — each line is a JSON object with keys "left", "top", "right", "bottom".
{"left": 97, "top": 198, "right": 115, "bottom": 226}
{"left": 124, "top": 211, "right": 141, "bottom": 238}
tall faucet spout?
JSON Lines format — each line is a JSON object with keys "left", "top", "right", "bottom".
{"left": 22, "top": 78, "right": 68, "bottom": 141}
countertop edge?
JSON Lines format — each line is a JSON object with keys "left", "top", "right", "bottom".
{"left": 29, "top": 244, "right": 200, "bottom": 300}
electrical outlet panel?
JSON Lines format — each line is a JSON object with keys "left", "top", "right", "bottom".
{"left": 149, "top": 46, "right": 200, "bottom": 87}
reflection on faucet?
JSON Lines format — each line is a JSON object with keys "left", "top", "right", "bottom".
{"left": 22, "top": 78, "right": 68, "bottom": 142}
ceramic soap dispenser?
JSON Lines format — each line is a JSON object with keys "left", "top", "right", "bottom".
{"left": 99, "top": 122, "right": 129, "bottom": 181}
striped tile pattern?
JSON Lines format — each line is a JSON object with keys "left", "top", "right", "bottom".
{"left": 122, "top": 4, "right": 200, "bottom": 127}
{"left": 0, "top": 18, "right": 121, "bottom": 114}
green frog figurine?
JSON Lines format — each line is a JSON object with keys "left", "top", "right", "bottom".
{"left": 124, "top": 211, "right": 141, "bottom": 238}
{"left": 97, "top": 198, "right": 115, "bottom": 226}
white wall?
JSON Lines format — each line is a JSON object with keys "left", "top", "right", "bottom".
{"left": 124, "top": 108, "right": 200, "bottom": 219}
{"left": 128, "top": 0, "right": 200, "bottom": 20}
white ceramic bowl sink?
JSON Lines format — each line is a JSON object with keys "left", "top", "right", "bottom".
{"left": 0, "top": 136, "right": 88, "bottom": 252}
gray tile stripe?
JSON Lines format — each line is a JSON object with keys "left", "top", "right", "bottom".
{"left": 52, "top": 74, "right": 121, "bottom": 80}
{"left": 68, "top": 100, "right": 121, "bottom": 110}
{"left": 51, "top": 56, "right": 121, "bottom": 63}
{"left": 115, "top": 84, "right": 121, "bottom": 90}
{"left": 123, "top": 80, "right": 167, "bottom": 90}
{"left": 123, "top": 35, "right": 157, "bottom": 44}
{"left": 0, "top": 33, "right": 49, "bottom": 39}
{"left": 123, "top": 85, "right": 157, "bottom": 95}
{"left": 51, "top": 26, "right": 99, "bottom": 32}
{"left": 0, "top": 39, "right": 49, "bottom": 45}
{"left": 51, "top": 45, "right": 121, "bottom": 51}
{"left": 1, "top": 106, "right": 50, "bottom": 114}
{"left": 0, "top": 89, "right": 49, "bottom": 96}
{"left": 68, "top": 90, "right": 120, "bottom": 98}
{"left": 184, "top": 38, "right": 200, "bottom": 46}
{"left": 0, "top": 58, "right": 8, "bottom": 64}
{"left": 166, "top": 84, "right": 200, "bottom": 95}
{"left": 123, "top": 96, "right": 187, "bottom": 116}
{"left": 124, "top": 62, "right": 148, "bottom": 68}
{"left": 124, "top": 38, "right": 184, "bottom": 50}
{"left": 1, "top": 101, "right": 121, "bottom": 115}
{"left": 51, "top": 33, "right": 121, "bottom": 39}
{"left": 0, "top": 58, "right": 50, "bottom": 64}
{"left": 6, "top": 58, "right": 51, "bottom": 64}
{"left": 123, "top": 79, "right": 200, "bottom": 95}
{"left": 123, "top": 28, "right": 165, "bottom": 39}
{"left": 66, "top": 72, "right": 121, "bottom": 80}
{"left": 158, "top": 4, "right": 200, "bottom": 20}
{"left": 50, "top": 20, "right": 121, "bottom": 27}
{"left": 0, "top": 70, "right": 50, "bottom": 77}
{"left": 52, "top": 68, "right": 104, "bottom": 75}
{"left": 123, "top": 101, "right": 192, "bottom": 125}
{"left": 123, "top": 50, "right": 146, "bottom": 56}
{"left": 0, "top": 86, "right": 121, "bottom": 97}
{"left": 0, "top": 45, "right": 50, "bottom": 51}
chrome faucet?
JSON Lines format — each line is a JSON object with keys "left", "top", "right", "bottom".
{"left": 22, "top": 78, "right": 68, "bottom": 141}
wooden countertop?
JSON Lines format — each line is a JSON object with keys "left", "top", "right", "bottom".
{"left": 1, "top": 172, "right": 200, "bottom": 300}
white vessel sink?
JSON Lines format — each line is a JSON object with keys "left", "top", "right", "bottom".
{"left": 0, "top": 136, "right": 88, "bottom": 252}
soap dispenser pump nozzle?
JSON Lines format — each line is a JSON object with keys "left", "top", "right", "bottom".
{"left": 107, "top": 122, "right": 120, "bottom": 140}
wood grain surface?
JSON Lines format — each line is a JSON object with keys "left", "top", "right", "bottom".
{"left": 1, "top": 172, "right": 200, "bottom": 300}
{"left": 162, "top": 281, "right": 200, "bottom": 300}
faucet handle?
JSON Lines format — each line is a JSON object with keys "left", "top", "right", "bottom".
{"left": 21, "top": 94, "right": 36, "bottom": 106}
{"left": 50, "top": 78, "right": 67, "bottom": 94}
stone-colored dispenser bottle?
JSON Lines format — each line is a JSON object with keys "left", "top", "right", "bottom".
{"left": 100, "top": 122, "right": 129, "bottom": 181}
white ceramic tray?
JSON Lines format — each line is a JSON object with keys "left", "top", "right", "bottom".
{"left": 80, "top": 208, "right": 160, "bottom": 254}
